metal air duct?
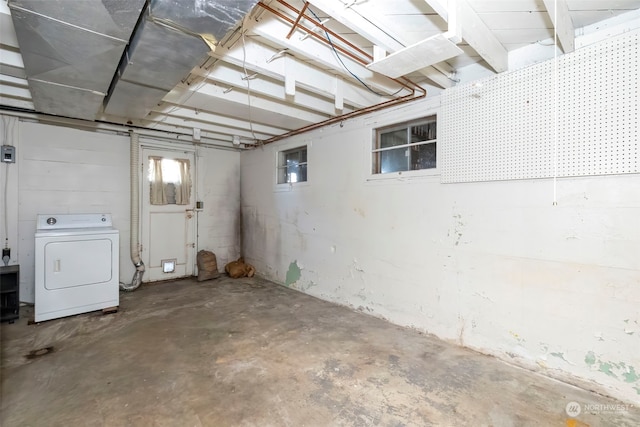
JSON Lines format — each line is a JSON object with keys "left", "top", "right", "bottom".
{"left": 9, "top": 0, "right": 259, "bottom": 123}
{"left": 104, "top": 0, "right": 260, "bottom": 120}
{"left": 8, "top": 0, "right": 146, "bottom": 120}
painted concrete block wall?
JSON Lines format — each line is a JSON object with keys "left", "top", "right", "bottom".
{"left": 1, "top": 118, "right": 240, "bottom": 303}
{"left": 15, "top": 121, "right": 131, "bottom": 303}
{"left": 241, "top": 75, "right": 640, "bottom": 402}
{"left": 195, "top": 145, "right": 241, "bottom": 270}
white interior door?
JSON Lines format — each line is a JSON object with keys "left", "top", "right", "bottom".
{"left": 141, "top": 147, "right": 196, "bottom": 282}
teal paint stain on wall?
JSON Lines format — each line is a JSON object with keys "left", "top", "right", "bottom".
{"left": 623, "top": 366, "right": 639, "bottom": 383}
{"left": 585, "top": 351, "right": 640, "bottom": 388}
{"left": 599, "top": 362, "right": 618, "bottom": 378}
{"left": 550, "top": 352, "right": 564, "bottom": 359}
{"left": 634, "top": 386, "right": 640, "bottom": 395}
{"left": 285, "top": 261, "right": 301, "bottom": 286}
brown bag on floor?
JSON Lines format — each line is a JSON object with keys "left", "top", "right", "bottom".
{"left": 197, "top": 250, "right": 221, "bottom": 281}
{"left": 225, "top": 257, "right": 256, "bottom": 279}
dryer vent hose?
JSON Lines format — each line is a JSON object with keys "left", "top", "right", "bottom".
{"left": 120, "top": 131, "right": 145, "bottom": 292}
{"left": 121, "top": 261, "right": 145, "bottom": 292}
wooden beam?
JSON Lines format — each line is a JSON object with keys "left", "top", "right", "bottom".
{"left": 367, "top": 34, "right": 463, "bottom": 79}
{"left": 334, "top": 75, "right": 344, "bottom": 111}
{"left": 424, "top": 0, "right": 448, "bottom": 22}
{"left": 251, "top": 16, "right": 405, "bottom": 96}
{"left": 542, "top": 0, "right": 575, "bottom": 53}
{"left": 192, "top": 63, "right": 346, "bottom": 116}
{"left": 306, "top": 0, "right": 454, "bottom": 88}
{"left": 165, "top": 83, "right": 327, "bottom": 130}
{"left": 456, "top": 0, "right": 508, "bottom": 73}
{"left": 283, "top": 55, "right": 296, "bottom": 97}
{"left": 0, "top": 5, "right": 20, "bottom": 49}
{"left": 152, "top": 104, "right": 289, "bottom": 137}
{"left": 211, "top": 37, "right": 384, "bottom": 108}
{"left": 426, "top": 0, "right": 507, "bottom": 72}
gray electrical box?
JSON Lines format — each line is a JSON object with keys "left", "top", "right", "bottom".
{"left": 1, "top": 145, "right": 15, "bottom": 163}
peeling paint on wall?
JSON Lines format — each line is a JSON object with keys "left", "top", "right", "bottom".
{"left": 509, "top": 331, "right": 525, "bottom": 344}
{"left": 599, "top": 362, "right": 617, "bottom": 378}
{"left": 550, "top": 352, "right": 571, "bottom": 364}
{"left": 585, "top": 352, "right": 640, "bottom": 387}
{"left": 285, "top": 260, "right": 301, "bottom": 286}
{"left": 240, "top": 37, "right": 640, "bottom": 403}
{"left": 623, "top": 366, "right": 639, "bottom": 383}
{"left": 585, "top": 351, "right": 596, "bottom": 366}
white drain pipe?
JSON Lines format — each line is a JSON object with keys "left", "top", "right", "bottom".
{"left": 120, "top": 131, "right": 145, "bottom": 291}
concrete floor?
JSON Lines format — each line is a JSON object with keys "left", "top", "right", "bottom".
{"left": 1, "top": 277, "right": 638, "bottom": 427}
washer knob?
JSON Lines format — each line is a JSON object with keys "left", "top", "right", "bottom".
{"left": 46, "top": 217, "right": 57, "bottom": 225}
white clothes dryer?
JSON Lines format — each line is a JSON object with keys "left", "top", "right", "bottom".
{"left": 35, "top": 213, "right": 119, "bottom": 322}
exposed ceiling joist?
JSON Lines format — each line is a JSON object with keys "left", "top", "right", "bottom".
{"left": 249, "top": 15, "right": 406, "bottom": 96}
{"left": 0, "top": 48, "right": 24, "bottom": 73}
{"left": 210, "top": 38, "right": 384, "bottom": 108}
{"left": 164, "top": 83, "right": 321, "bottom": 131}
{"left": 367, "top": 0, "right": 463, "bottom": 79}
{"left": 191, "top": 64, "right": 353, "bottom": 117}
{"left": 0, "top": 5, "right": 19, "bottom": 49}
{"left": 168, "top": 81, "right": 330, "bottom": 124}
{"left": 142, "top": 110, "right": 273, "bottom": 141}
{"left": 367, "top": 34, "right": 463, "bottom": 78}
{"left": 305, "top": 0, "right": 455, "bottom": 88}
{"left": 129, "top": 113, "right": 237, "bottom": 142}
{"left": 543, "top": 0, "right": 575, "bottom": 53}
{"left": 2, "top": 0, "right": 638, "bottom": 141}
{"left": 151, "top": 104, "right": 289, "bottom": 137}
{"left": 306, "top": 0, "right": 405, "bottom": 51}
{"left": 0, "top": 83, "right": 30, "bottom": 99}
{"left": 0, "top": 95, "right": 33, "bottom": 110}
{"left": 426, "top": 0, "right": 508, "bottom": 72}
{"left": 0, "top": 74, "right": 27, "bottom": 87}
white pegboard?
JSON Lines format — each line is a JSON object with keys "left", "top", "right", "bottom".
{"left": 441, "top": 29, "right": 639, "bottom": 183}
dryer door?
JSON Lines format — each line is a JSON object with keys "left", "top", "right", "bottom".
{"left": 44, "top": 238, "right": 114, "bottom": 289}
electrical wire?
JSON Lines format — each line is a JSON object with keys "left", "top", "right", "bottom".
{"left": 240, "top": 17, "right": 259, "bottom": 143}
{"left": 306, "top": 6, "right": 405, "bottom": 98}
{"left": 4, "top": 156, "right": 9, "bottom": 250}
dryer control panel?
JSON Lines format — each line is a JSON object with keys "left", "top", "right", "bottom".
{"left": 36, "top": 214, "right": 113, "bottom": 231}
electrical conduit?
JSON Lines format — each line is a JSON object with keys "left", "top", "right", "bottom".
{"left": 120, "top": 131, "right": 145, "bottom": 291}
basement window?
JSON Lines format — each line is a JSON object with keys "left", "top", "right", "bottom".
{"left": 372, "top": 116, "right": 437, "bottom": 174}
{"left": 277, "top": 146, "right": 307, "bottom": 184}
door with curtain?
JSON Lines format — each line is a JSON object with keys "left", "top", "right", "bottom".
{"left": 141, "top": 147, "right": 196, "bottom": 282}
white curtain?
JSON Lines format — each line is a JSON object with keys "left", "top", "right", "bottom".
{"left": 149, "top": 157, "right": 191, "bottom": 205}
{"left": 149, "top": 156, "right": 167, "bottom": 205}
{"left": 174, "top": 159, "right": 191, "bottom": 205}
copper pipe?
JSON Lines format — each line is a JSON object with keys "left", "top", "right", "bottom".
{"left": 285, "top": 1, "right": 309, "bottom": 39}
{"left": 273, "top": 0, "right": 372, "bottom": 61}
{"left": 251, "top": 81, "right": 426, "bottom": 146}
{"left": 258, "top": 1, "right": 412, "bottom": 95}
{"left": 247, "top": 0, "right": 428, "bottom": 146}
{"left": 258, "top": 2, "right": 371, "bottom": 64}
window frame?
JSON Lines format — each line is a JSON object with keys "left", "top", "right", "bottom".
{"left": 276, "top": 144, "right": 308, "bottom": 185}
{"left": 371, "top": 115, "right": 438, "bottom": 177}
